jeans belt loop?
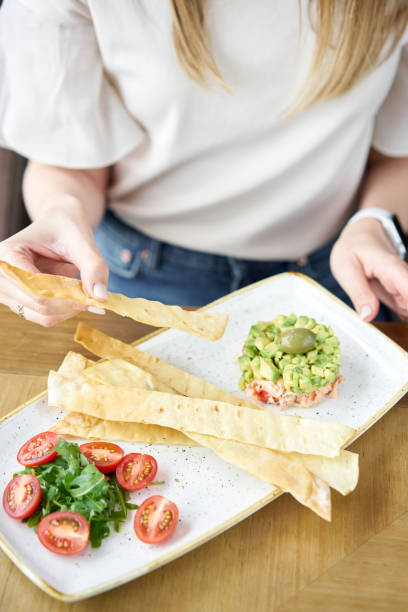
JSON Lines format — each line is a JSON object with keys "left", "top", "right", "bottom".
{"left": 144, "top": 236, "right": 162, "bottom": 270}
{"left": 227, "top": 256, "right": 245, "bottom": 291}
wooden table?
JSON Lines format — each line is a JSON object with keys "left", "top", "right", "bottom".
{"left": 0, "top": 304, "right": 407, "bottom": 612}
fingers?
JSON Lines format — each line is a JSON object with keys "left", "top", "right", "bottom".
{"left": 65, "top": 236, "right": 109, "bottom": 301}
{"left": 0, "top": 213, "right": 109, "bottom": 325}
{"left": 5, "top": 298, "right": 83, "bottom": 328}
{"left": 32, "top": 256, "right": 80, "bottom": 279}
{"left": 368, "top": 257, "right": 408, "bottom": 319}
{"left": 0, "top": 251, "right": 41, "bottom": 275}
{"left": 0, "top": 277, "right": 86, "bottom": 326}
{"left": 330, "top": 248, "right": 379, "bottom": 321}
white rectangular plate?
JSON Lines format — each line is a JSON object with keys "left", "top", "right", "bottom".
{"left": 0, "top": 273, "right": 407, "bottom": 602}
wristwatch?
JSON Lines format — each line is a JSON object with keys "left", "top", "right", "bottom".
{"left": 347, "top": 207, "right": 408, "bottom": 261}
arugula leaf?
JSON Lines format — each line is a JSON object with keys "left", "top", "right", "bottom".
{"left": 68, "top": 464, "right": 106, "bottom": 498}
{"left": 16, "top": 439, "right": 134, "bottom": 548}
{"left": 90, "top": 519, "right": 111, "bottom": 548}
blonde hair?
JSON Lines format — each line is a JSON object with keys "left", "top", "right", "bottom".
{"left": 170, "top": 0, "right": 408, "bottom": 113}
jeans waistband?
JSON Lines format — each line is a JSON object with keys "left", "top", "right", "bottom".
{"left": 100, "top": 210, "right": 337, "bottom": 276}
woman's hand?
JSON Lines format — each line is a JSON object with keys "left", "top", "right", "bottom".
{"left": 0, "top": 197, "right": 109, "bottom": 326}
{"left": 330, "top": 217, "right": 408, "bottom": 321}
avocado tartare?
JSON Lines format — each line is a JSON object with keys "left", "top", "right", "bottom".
{"left": 238, "top": 313, "right": 343, "bottom": 410}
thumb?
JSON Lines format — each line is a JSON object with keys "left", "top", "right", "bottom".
{"left": 68, "top": 239, "right": 109, "bottom": 301}
{"left": 332, "top": 255, "right": 379, "bottom": 321}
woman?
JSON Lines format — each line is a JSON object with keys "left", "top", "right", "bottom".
{"left": 0, "top": 0, "right": 407, "bottom": 326}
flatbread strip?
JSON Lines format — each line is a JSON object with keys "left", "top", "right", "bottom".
{"left": 0, "top": 261, "right": 228, "bottom": 341}
{"left": 83, "top": 358, "right": 175, "bottom": 393}
{"left": 53, "top": 412, "right": 196, "bottom": 446}
{"left": 51, "top": 353, "right": 335, "bottom": 518}
{"left": 54, "top": 352, "right": 193, "bottom": 445}
{"left": 75, "top": 323, "right": 259, "bottom": 409}
{"left": 48, "top": 371, "right": 354, "bottom": 457}
{"left": 53, "top": 352, "right": 358, "bottom": 496}
{"left": 53, "top": 412, "right": 357, "bottom": 496}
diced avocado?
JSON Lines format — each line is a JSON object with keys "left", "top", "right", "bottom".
{"left": 325, "top": 336, "right": 340, "bottom": 347}
{"left": 313, "top": 324, "right": 330, "bottom": 340}
{"left": 282, "top": 364, "right": 295, "bottom": 390}
{"left": 251, "top": 355, "right": 261, "bottom": 379}
{"left": 238, "top": 355, "right": 251, "bottom": 371}
{"left": 316, "top": 353, "right": 329, "bottom": 366}
{"left": 259, "top": 321, "right": 270, "bottom": 330}
{"left": 259, "top": 357, "right": 280, "bottom": 382}
{"left": 322, "top": 343, "right": 335, "bottom": 355}
{"left": 306, "top": 349, "right": 318, "bottom": 363}
{"left": 295, "top": 315, "right": 309, "bottom": 327}
{"left": 311, "top": 365, "right": 325, "bottom": 376}
{"left": 291, "top": 355, "right": 307, "bottom": 366}
{"left": 243, "top": 343, "right": 257, "bottom": 358}
{"left": 260, "top": 341, "right": 279, "bottom": 358}
{"left": 304, "top": 317, "right": 316, "bottom": 329}
{"left": 299, "top": 376, "right": 314, "bottom": 393}
{"left": 239, "top": 313, "right": 341, "bottom": 395}
{"left": 244, "top": 369, "right": 254, "bottom": 383}
{"left": 238, "top": 373, "right": 246, "bottom": 390}
{"left": 254, "top": 335, "right": 270, "bottom": 351}
{"left": 274, "top": 314, "right": 286, "bottom": 327}
{"left": 278, "top": 356, "right": 292, "bottom": 368}
{"left": 248, "top": 325, "right": 258, "bottom": 337}
{"left": 283, "top": 313, "right": 297, "bottom": 326}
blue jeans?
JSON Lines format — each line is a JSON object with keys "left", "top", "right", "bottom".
{"left": 95, "top": 211, "right": 390, "bottom": 320}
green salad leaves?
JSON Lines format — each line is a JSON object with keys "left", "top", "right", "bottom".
{"left": 16, "top": 439, "right": 138, "bottom": 548}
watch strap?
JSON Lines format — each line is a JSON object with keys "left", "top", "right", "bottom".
{"left": 347, "top": 207, "right": 408, "bottom": 261}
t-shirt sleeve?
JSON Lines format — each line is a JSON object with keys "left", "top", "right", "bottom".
{"left": 0, "top": 0, "right": 144, "bottom": 168}
{"left": 372, "top": 43, "right": 408, "bottom": 157}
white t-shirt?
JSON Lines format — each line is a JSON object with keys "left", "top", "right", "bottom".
{"left": 1, "top": 0, "right": 408, "bottom": 259}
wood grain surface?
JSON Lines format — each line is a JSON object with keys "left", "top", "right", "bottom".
{"left": 0, "top": 304, "right": 407, "bottom": 612}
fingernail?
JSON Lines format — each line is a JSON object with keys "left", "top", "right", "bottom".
{"left": 88, "top": 306, "right": 105, "bottom": 315}
{"left": 93, "top": 283, "right": 108, "bottom": 300}
{"left": 359, "top": 305, "right": 372, "bottom": 321}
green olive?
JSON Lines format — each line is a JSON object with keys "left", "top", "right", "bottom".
{"left": 277, "top": 328, "right": 316, "bottom": 354}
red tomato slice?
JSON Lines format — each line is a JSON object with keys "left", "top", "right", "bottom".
{"left": 17, "top": 431, "right": 59, "bottom": 467}
{"left": 79, "top": 441, "right": 124, "bottom": 474}
{"left": 116, "top": 453, "right": 158, "bottom": 491}
{"left": 3, "top": 474, "right": 42, "bottom": 520}
{"left": 134, "top": 495, "right": 179, "bottom": 544}
{"left": 37, "top": 510, "right": 90, "bottom": 556}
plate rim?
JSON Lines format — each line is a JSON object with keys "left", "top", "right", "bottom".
{"left": 0, "top": 271, "right": 407, "bottom": 602}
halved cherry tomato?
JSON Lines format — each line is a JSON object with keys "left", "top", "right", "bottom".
{"left": 79, "top": 441, "right": 124, "bottom": 474}
{"left": 3, "top": 474, "right": 42, "bottom": 519}
{"left": 116, "top": 453, "right": 157, "bottom": 491}
{"left": 17, "top": 431, "right": 59, "bottom": 467}
{"left": 134, "top": 495, "right": 179, "bottom": 544}
{"left": 37, "top": 510, "right": 90, "bottom": 556}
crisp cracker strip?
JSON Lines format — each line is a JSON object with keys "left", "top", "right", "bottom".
{"left": 0, "top": 261, "right": 228, "bottom": 341}
{"left": 57, "top": 352, "right": 95, "bottom": 376}
{"left": 74, "top": 323, "right": 259, "bottom": 409}
{"left": 48, "top": 371, "right": 354, "bottom": 457}
{"left": 54, "top": 352, "right": 358, "bottom": 496}
{"left": 52, "top": 354, "right": 338, "bottom": 518}
{"left": 53, "top": 410, "right": 357, "bottom": 496}
{"left": 283, "top": 449, "right": 359, "bottom": 496}
{"left": 52, "top": 412, "right": 196, "bottom": 446}
{"left": 82, "top": 359, "right": 176, "bottom": 393}
{"left": 51, "top": 411, "right": 330, "bottom": 519}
